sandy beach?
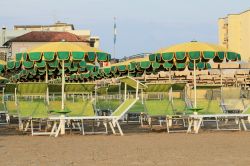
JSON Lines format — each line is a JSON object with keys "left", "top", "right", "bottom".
{"left": 1, "top": 124, "right": 250, "bottom": 166}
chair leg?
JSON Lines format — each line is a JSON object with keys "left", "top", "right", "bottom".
{"left": 248, "top": 116, "right": 250, "bottom": 123}
{"left": 81, "top": 120, "right": 85, "bottom": 135}
{"left": 109, "top": 121, "right": 116, "bottom": 134}
{"left": 31, "top": 120, "right": 34, "bottom": 136}
{"left": 187, "top": 119, "right": 193, "bottom": 133}
{"left": 241, "top": 119, "right": 247, "bottom": 131}
{"left": 195, "top": 118, "right": 203, "bottom": 134}
{"left": 77, "top": 122, "right": 81, "bottom": 131}
{"left": 235, "top": 118, "right": 239, "bottom": 125}
{"left": 91, "top": 121, "right": 95, "bottom": 133}
{"left": 39, "top": 120, "right": 42, "bottom": 131}
{"left": 6, "top": 114, "right": 10, "bottom": 124}
{"left": 166, "top": 117, "right": 170, "bottom": 133}
{"left": 238, "top": 118, "right": 241, "bottom": 131}
{"left": 55, "top": 121, "right": 62, "bottom": 137}
{"left": 50, "top": 121, "right": 57, "bottom": 136}
{"left": 183, "top": 118, "right": 186, "bottom": 127}
{"left": 168, "top": 117, "right": 172, "bottom": 127}
{"left": 103, "top": 122, "right": 108, "bottom": 134}
{"left": 24, "top": 121, "right": 30, "bottom": 132}
{"left": 116, "top": 121, "right": 124, "bottom": 136}
{"left": 72, "top": 121, "right": 76, "bottom": 129}
{"left": 216, "top": 117, "right": 219, "bottom": 130}
{"left": 140, "top": 114, "right": 144, "bottom": 127}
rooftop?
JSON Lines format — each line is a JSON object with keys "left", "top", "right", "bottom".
{"left": 14, "top": 21, "right": 74, "bottom": 30}
{"left": 4, "top": 31, "right": 89, "bottom": 45}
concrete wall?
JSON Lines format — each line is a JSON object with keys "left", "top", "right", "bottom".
{"left": 227, "top": 15, "right": 241, "bottom": 54}
{"left": 240, "top": 11, "right": 250, "bottom": 62}
{"left": 218, "top": 18, "right": 227, "bottom": 48}
{"left": 14, "top": 25, "right": 73, "bottom": 31}
{"left": 218, "top": 10, "right": 250, "bottom": 62}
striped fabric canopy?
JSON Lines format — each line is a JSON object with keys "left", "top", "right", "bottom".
{"left": 149, "top": 41, "right": 241, "bottom": 71}
{"left": 7, "top": 42, "right": 110, "bottom": 82}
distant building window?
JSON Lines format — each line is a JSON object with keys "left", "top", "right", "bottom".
{"left": 90, "top": 41, "right": 95, "bottom": 47}
{"left": 0, "top": 52, "right": 6, "bottom": 61}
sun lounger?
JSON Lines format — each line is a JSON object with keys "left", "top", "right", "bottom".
{"left": 50, "top": 98, "right": 138, "bottom": 137}
{"left": 166, "top": 98, "right": 189, "bottom": 133}
{"left": 19, "top": 100, "right": 50, "bottom": 135}
{"left": 127, "top": 100, "right": 145, "bottom": 123}
{"left": 50, "top": 76, "right": 145, "bottom": 137}
{"left": 5, "top": 101, "right": 18, "bottom": 117}
{"left": 16, "top": 82, "right": 49, "bottom": 135}
{"left": 144, "top": 99, "right": 173, "bottom": 129}
{"left": 0, "top": 101, "right": 8, "bottom": 124}
{"left": 96, "top": 99, "right": 121, "bottom": 115}
{"left": 187, "top": 99, "right": 248, "bottom": 133}
{"left": 221, "top": 99, "right": 244, "bottom": 113}
{"left": 3, "top": 83, "right": 17, "bottom": 123}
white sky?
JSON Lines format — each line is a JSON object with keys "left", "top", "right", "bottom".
{"left": 1, "top": 0, "right": 250, "bottom": 58}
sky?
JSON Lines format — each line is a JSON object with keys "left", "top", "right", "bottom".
{"left": 1, "top": 0, "right": 250, "bottom": 59}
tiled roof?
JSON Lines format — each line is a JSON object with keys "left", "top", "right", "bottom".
{"left": 5, "top": 31, "right": 88, "bottom": 44}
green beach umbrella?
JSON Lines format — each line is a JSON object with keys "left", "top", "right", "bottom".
{"left": 150, "top": 41, "right": 241, "bottom": 109}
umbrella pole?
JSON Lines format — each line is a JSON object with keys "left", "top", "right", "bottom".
{"left": 94, "top": 86, "right": 97, "bottom": 111}
{"left": 119, "top": 83, "right": 121, "bottom": 100}
{"left": 61, "top": 60, "right": 65, "bottom": 110}
{"left": 220, "top": 69, "right": 223, "bottom": 102}
{"left": 169, "top": 68, "right": 171, "bottom": 83}
{"left": 136, "top": 82, "right": 139, "bottom": 99}
{"left": 46, "top": 65, "right": 49, "bottom": 105}
{"left": 194, "top": 60, "right": 197, "bottom": 108}
{"left": 61, "top": 60, "right": 65, "bottom": 135}
{"left": 220, "top": 69, "right": 223, "bottom": 85}
{"left": 2, "top": 87, "right": 4, "bottom": 104}
{"left": 141, "top": 88, "right": 144, "bottom": 104}
{"left": 124, "top": 83, "right": 127, "bottom": 100}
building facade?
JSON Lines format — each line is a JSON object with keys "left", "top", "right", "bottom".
{"left": 3, "top": 31, "right": 91, "bottom": 60}
{"left": 0, "top": 22, "right": 100, "bottom": 60}
{"left": 14, "top": 21, "right": 74, "bottom": 31}
{"left": 218, "top": 10, "right": 250, "bottom": 62}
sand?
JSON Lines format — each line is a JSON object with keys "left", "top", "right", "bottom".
{"left": 1, "top": 128, "right": 250, "bottom": 166}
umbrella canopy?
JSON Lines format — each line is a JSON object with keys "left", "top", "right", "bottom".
{"left": 0, "top": 76, "right": 8, "bottom": 83}
{"left": 0, "top": 60, "right": 6, "bottom": 73}
{"left": 156, "top": 42, "right": 228, "bottom": 53}
{"left": 99, "top": 57, "right": 158, "bottom": 78}
{"left": 149, "top": 41, "right": 241, "bottom": 109}
{"left": 149, "top": 41, "right": 241, "bottom": 68}
{"left": 17, "top": 42, "right": 110, "bottom": 62}
{"left": 6, "top": 42, "right": 110, "bottom": 82}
